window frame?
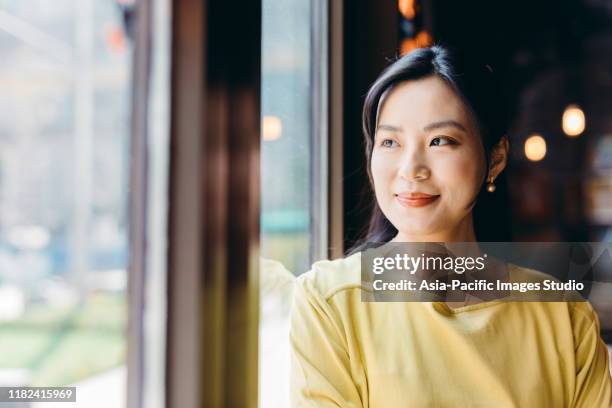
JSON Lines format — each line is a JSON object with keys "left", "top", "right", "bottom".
{"left": 127, "top": 0, "right": 170, "bottom": 407}
{"left": 310, "top": 0, "right": 330, "bottom": 262}
{"left": 129, "top": 0, "right": 346, "bottom": 405}
{"left": 165, "top": 0, "right": 261, "bottom": 407}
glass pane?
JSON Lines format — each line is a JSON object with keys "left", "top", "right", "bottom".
{"left": 0, "top": 1, "right": 132, "bottom": 406}
{"left": 260, "top": 0, "right": 312, "bottom": 275}
{"left": 260, "top": 0, "right": 317, "bottom": 406}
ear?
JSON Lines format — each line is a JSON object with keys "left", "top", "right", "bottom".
{"left": 487, "top": 136, "right": 509, "bottom": 182}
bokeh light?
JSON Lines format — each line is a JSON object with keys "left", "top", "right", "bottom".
{"left": 524, "top": 134, "right": 547, "bottom": 161}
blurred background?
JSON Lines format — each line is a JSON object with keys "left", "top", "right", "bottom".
{"left": 0, "top": 0, "right": 132, "bottom": 406}
{"left": 263, "top": 0, "right": 612, "bottom": 274}
{"left": 0, "top": 0, "right": 610, "bottom": 407}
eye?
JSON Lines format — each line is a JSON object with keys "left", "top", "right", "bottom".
{"left": 430, "top": 136, "right": 456, "bottom": 147}
{"left": 380, "top": 138, "right": 398, "bottom": 148}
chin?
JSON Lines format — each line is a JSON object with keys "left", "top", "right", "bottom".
{"left": 392, "top": 221, "right": 443, "bottom": 241}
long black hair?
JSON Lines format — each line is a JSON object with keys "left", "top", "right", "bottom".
{"left": 348, "top": 45, "right": 510, "bottom": 254}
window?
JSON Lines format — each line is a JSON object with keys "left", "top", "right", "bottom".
{"left": 0, "top": 1, "right": 132, "bottom": 405}
{"left": 261, "top": 0, "right": 316, "bottom": 274}
{"left": 260, "top": 0, "right": 328, "bottom": 406}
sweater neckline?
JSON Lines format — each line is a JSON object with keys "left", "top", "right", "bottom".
{"left": 432, "top": 298, "right": 506, "bottom": 314}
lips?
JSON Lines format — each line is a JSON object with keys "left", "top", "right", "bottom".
{"left": 395, "top": 192, "right": 440, "bottom": 208}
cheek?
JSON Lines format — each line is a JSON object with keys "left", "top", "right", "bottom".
{"left": 370, "top": 152, "right": 394, "bottom": 191}
{"left": 436, "top": 152, "right": 484, "bottom": 197}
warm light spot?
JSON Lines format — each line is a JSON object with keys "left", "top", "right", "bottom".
{"left": 415, "top": 31, "right": 433, "bottom": 47}
{"left": 262, "top": 116, "right": 282, "bottom": 141}
{"left": 562, "top": 104, "right": 585, "bottom": 137}
{"left": 400, "top": 31, "right": 432, "bottom": 56}
{"left": 400, "top": 38, "right": 417, "bottom": 56}
{"left": 524, "top": 134, "right": 547, "bottom": 161}
{"left": 105, "top": 25, "right": 126, "bottom": 53}
{"left": 398, "top": 0, "right": 416, "bottom": 19}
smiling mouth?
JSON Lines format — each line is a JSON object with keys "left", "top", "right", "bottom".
{"left": 395, "top": 194, "right": 440, "bottom": 208}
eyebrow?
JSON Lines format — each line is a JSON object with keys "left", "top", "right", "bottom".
{"left": 423, "top": 120, "right": 467, "bottom": 133}
{"left": 376, "top": 124, "right": 403, "bottom": 132}
{"left": 376, "top": 120, "right": 467, "bottom": 134}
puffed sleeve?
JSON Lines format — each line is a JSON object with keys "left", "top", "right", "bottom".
{"left": 571, "top": 303, "right": 612, "bottom": 407}
{"left": 289, "top": 273, "right": 365, "bottom": 407}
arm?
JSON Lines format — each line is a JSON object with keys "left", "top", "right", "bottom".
{"left": 571, "top": 304, "right": 612, "bottom": 407}
{"left": 289, "top": 274, "right": 365, "bottom": 408}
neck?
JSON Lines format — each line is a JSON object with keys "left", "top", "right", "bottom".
{"left": 392, "top": 214, "right": 477, "bottom": 243}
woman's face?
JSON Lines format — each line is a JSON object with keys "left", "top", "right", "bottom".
{"left": 371, "top": 75, "right": 486, "bottom": 242}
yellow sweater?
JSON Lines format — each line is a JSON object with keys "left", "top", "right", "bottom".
{"left": 290, "top": 252, "right": 612, "bottom": 407}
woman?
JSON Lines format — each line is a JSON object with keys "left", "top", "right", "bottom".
{"left": 289, "top": 46, "right": 612, "bottom": 407}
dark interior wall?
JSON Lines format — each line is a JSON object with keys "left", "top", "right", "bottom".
{"left": 342, "top": 1, "right": 398, "bottom": 251}
{"left": 342, "top": 0, "right": 612, "bottom": 247}
{"left": 431, "top": 0, "right": 612, "bottom": 242}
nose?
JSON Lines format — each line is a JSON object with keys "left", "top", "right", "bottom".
{"left": 397, "top": 149, "right": 431, "bottom": 181}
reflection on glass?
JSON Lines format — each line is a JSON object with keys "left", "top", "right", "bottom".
{"left": 261, "top": 0, "right": 311, "bottom": 276}
{"left": 0, "top": 1, "right": 130, "bottom": 406}
{"left": 260, "top": 0, "right": 312, "bottom": 406}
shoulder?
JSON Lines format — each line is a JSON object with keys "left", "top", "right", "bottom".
{"left": 509, "top": 262, "right": 600, "bottom": 332}
{"left": 290, "top": 253, "right": 367, "bottom": 339}
{"left": 507, "top": 262, "right": 558, "bottom": 283}
{"left": 568, "top": 300, "right": 601, "bottom": 342}
{"left": 508, "top": 263, "right": 597, "bottom": 318}
{"left": 295, "top": 252, "right": 366, "bottom": 301}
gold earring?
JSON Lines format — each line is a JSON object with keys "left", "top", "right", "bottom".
{"left": 486, "top": 178, "right": 496, "bottom": 193}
